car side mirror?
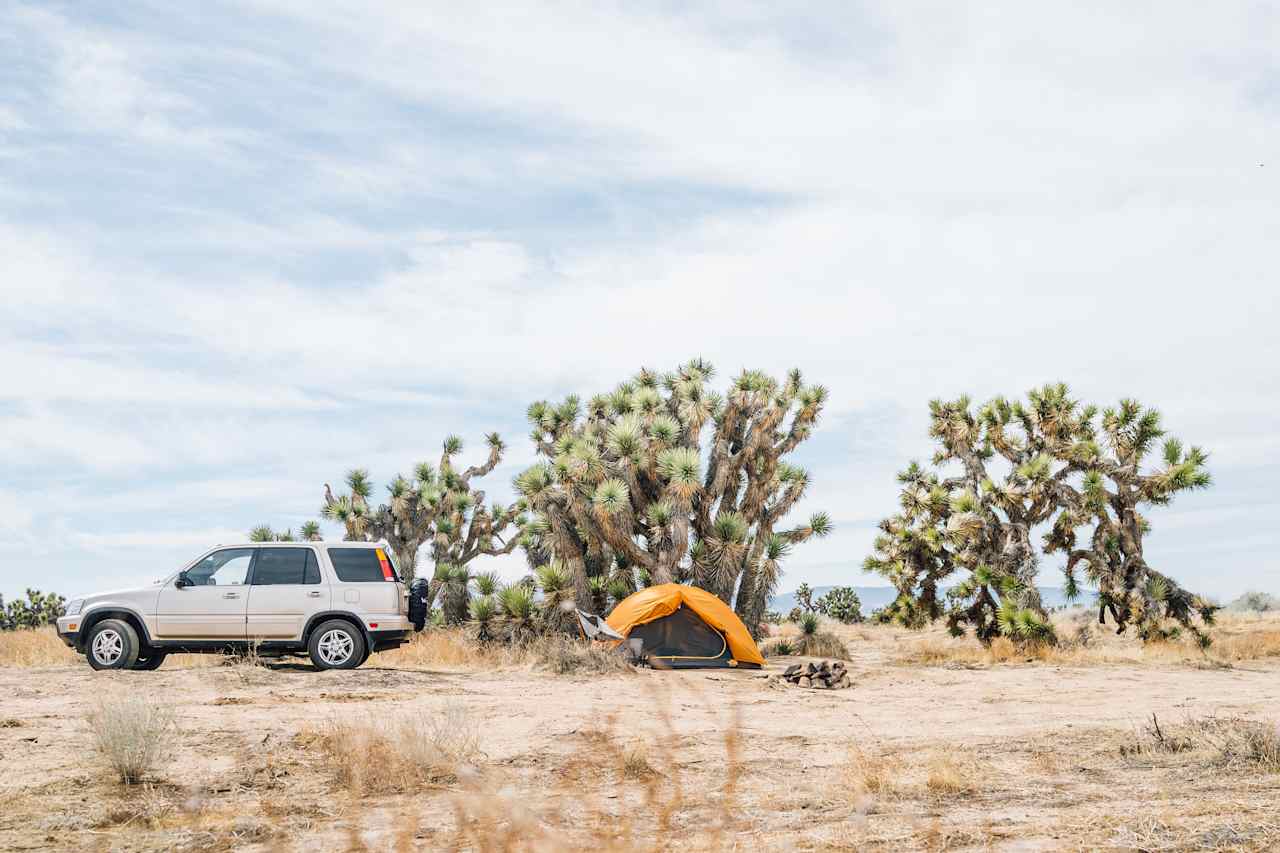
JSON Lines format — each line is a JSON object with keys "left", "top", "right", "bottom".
{"left": 176, "top": 571, "right": 193, "bottom": 589}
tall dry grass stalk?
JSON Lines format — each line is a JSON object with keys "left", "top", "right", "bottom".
{"left": 86, "top": 693, "right": 177, "bottom": 784}
{"left": 311, "top": 704, "right": 483, "bottom": 793}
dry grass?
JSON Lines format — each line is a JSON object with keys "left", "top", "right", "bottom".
{"left": 310, "top": 703, "right": 483, "bottom": 793}
{"left": 0, "top": 626, "right": 218, "bottom": 669}
{"left": 923, "top": 749, "right": 980, "bottom": 795}
{"left": 1119, "top": 714, "right": 1280, "bottom": 772}
{"left": 0, "top": 627, "right": 80, "bottom": 666}
{"left": 620, "top": 740, "right": 657, "bottom": 780}
{"left": 375, "top": 628, "right": 634, "bottom": 676}
{"left": 887, "top": 609, "right": 1280, "bottom": 668}
{"left": 532, "top": 634, "right": 634, "bottom": 675}
{"left": 842, "top": 745, "right": 904, "bottom": 798}
{"left": 86, "top": 693, "right": 177, "bottom": 784}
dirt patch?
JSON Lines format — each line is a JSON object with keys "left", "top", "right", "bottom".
{"left": 1, "top": 618, "right": 1278, "bottom": 849}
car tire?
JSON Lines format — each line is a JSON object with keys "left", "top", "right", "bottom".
{"left": 308, "top": 620, "right": 365, "bottom": 671}
{"left": 133, "top": 651, "right": 168, "bottom": 671}
{"left": 86, "top": 619, "right": 141, "bottom": 670}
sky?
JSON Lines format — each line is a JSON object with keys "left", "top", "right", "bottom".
{"left": 1, "top": 1, "right": 1277, "bottom": 603}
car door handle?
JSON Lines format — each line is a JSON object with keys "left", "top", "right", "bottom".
{"left": 223, "top": 592, "right": 240, "bottom": 599}
{"left": 307, "top": 591, "right": 322, "bottom": 598}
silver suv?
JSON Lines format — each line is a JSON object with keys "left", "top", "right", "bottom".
{"left": 56, "top": 542, "right": 413, "bottom": 671}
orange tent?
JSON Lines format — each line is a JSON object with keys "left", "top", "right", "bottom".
{"left": 606, "top": 583, "right": 765, "bottom": 669}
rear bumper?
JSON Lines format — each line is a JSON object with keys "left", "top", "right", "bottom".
{"left": 368, "top": 627, "right": 410, "bottom": 652}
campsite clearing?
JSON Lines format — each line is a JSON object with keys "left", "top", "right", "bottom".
{"left": 1, "top": 615, "right": 1279, "bottom": 850}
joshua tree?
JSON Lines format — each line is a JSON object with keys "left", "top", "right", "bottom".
{"left": 816, "top": 587, "right": 863, "bottom": 624}
{"left": 866, "top": 384, "right": 1215, "bottom": 645}
{"left": 1, "top": 589, "right": 66, "bottom": 630}
{"left": 321, "top": 434, "right": 527, "bottom": 587}
{"left": 246, "top": 522, "right": 324, "bottom": 543}
{"left": 513, "top": 360, "right": 832, "bottom": 632}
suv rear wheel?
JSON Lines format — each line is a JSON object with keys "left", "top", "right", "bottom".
{"left": 86, "top": 619, "right": 141, "bottom": 670}
{"left": 133, "top": 651, "right": 168, "bottom": 671}
{"left": 308, "top": 620, "right": 365, "bottom": 670}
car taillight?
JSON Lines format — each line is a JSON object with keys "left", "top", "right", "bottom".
{"left": 375, "top": 548, "right": 394, "bottom": 581}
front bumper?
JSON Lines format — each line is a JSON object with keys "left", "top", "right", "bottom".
{"left": 56, "top": 616, "right": 81, "bottom": 649}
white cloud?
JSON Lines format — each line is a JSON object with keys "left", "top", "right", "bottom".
{"left": 1, "top": 1, "right": 1277, "bottom": 600}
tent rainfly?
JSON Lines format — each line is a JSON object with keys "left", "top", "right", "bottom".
{"left": 605, "top": 583, "right": 765, "bottom": 669}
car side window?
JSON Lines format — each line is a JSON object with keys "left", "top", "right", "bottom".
{"left": 251, "top": 548, "right": 320, "bottom": 585}
{"left": 327, "top": 548, "right": 391, "bottom": 582}
{"left": 186, "top": 548, "right": 255, "bottom": 586}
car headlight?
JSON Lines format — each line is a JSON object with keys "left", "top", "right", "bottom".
{"left": 65, "top": 599, "right": 84, "bottom": 616}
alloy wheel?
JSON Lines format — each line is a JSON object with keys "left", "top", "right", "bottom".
{"left": 317, "top": 629, "right": 354, "bottom": 666}
{"left": 92, "top": 629, "right": 124, "bottom": 666}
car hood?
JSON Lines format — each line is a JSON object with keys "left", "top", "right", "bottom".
{"left": 82, "top": 587, "right": 158, "bottom": 602}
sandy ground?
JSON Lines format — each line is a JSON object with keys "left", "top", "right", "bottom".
{"left": 2, "top": 626, "right": 1279, "bottom": 851}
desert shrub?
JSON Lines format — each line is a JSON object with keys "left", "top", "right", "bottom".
{"left": 530, "top": 635, "right": 633, "bottom": 675}
{"left": 315, "top": 704, "right": 483, "bottom": 793}
{"left": 86, "top": 694, "right": 177, "bottom": 784}
{"left": 816, "top": 586, "right": 863, "bottom": 624}
{"left": 791, "top": 612, "right": 851, "bottom": 659}
{"left": 762, "top": 610, "right": 784, "bottom": 625}
{"left": 1118, "top": 714, "right": 1280, "bottom": 772}
{"left": 765, "top": 638, "right": 796, "bottom": 657}
{"left": 842, "top": 745, "right": 902, "bottom": 797}
{"left": 620, "top": 741, "right": 656, "bottom": 779}
{"left": 924, "top": 751, "right": 980, "bottom": 795}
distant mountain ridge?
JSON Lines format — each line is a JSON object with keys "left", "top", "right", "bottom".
{"left": 769, "top": 585, "right": 1085, "bottom": 615}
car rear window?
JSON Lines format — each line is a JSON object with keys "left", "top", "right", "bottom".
{"left": 252, "top": 548, "right": 321, "bottom": 585}
{"left": 328, "top": 547, "right": 398, "bottom": 582}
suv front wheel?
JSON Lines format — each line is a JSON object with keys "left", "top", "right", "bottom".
{"left": 86, "top": 619, "right": 141, "bottom": 670}
{"left": 308, "top": 620, "right": 366, "bottom": 671}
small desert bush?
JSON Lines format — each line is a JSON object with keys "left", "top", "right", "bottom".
{"left": 620, "top": 741, "right": 656, "bottom": 780}
{"left": 314, "top": 704, "right": 483, "bottom": 793}
{"left": 842, "top": 745, "right": 903, "bottom": 798}
{"left": 791, "top": 613, "right": 852, "bottom": 660}
{"left": 86, "top": 694, "right": 177, "bottom": 784}
{"left": 530, "top": 634, "right": 633, "bottom": 675}
{"left": 1119, "top": 714, "right": 1280, "bottom": 773}
{"left": 0, "top": 627, "right": 80, "bottom": 666}
{"left": 924, "top": 750, "right": 980, "bottom": 795}
{"left": 764, "top": 638, "right": 796, "bottom": 657}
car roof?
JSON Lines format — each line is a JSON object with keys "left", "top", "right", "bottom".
{"left": 214, "top": 541, "right": 386, "bottom": 549}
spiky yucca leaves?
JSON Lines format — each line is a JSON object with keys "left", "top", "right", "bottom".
{"left": 322, "top": 433, "right": 527, "bottom": 588}
{"left": 517, "top": 361, "right": 832, "bottom": 631}
{"left": 868, "top": 384, "right": 1214, "bottom": 646}
{"left": 247, "top": 522, "right": 326, "bottom": 543}
{"left": 491, "top": 583, "right": 537, "bottom": 642}
{"left": 469, "top": 595, "right": 498, "bottom": 641}
{"left": 431, "top": 564, "right": 472, "bottom": 625}
{"left": 535, "top": 561, "right": 577, "bottom": 634}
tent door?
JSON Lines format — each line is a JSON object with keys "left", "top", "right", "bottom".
{"left": 628, "top": 605, "right": 734, "bottom": 667}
